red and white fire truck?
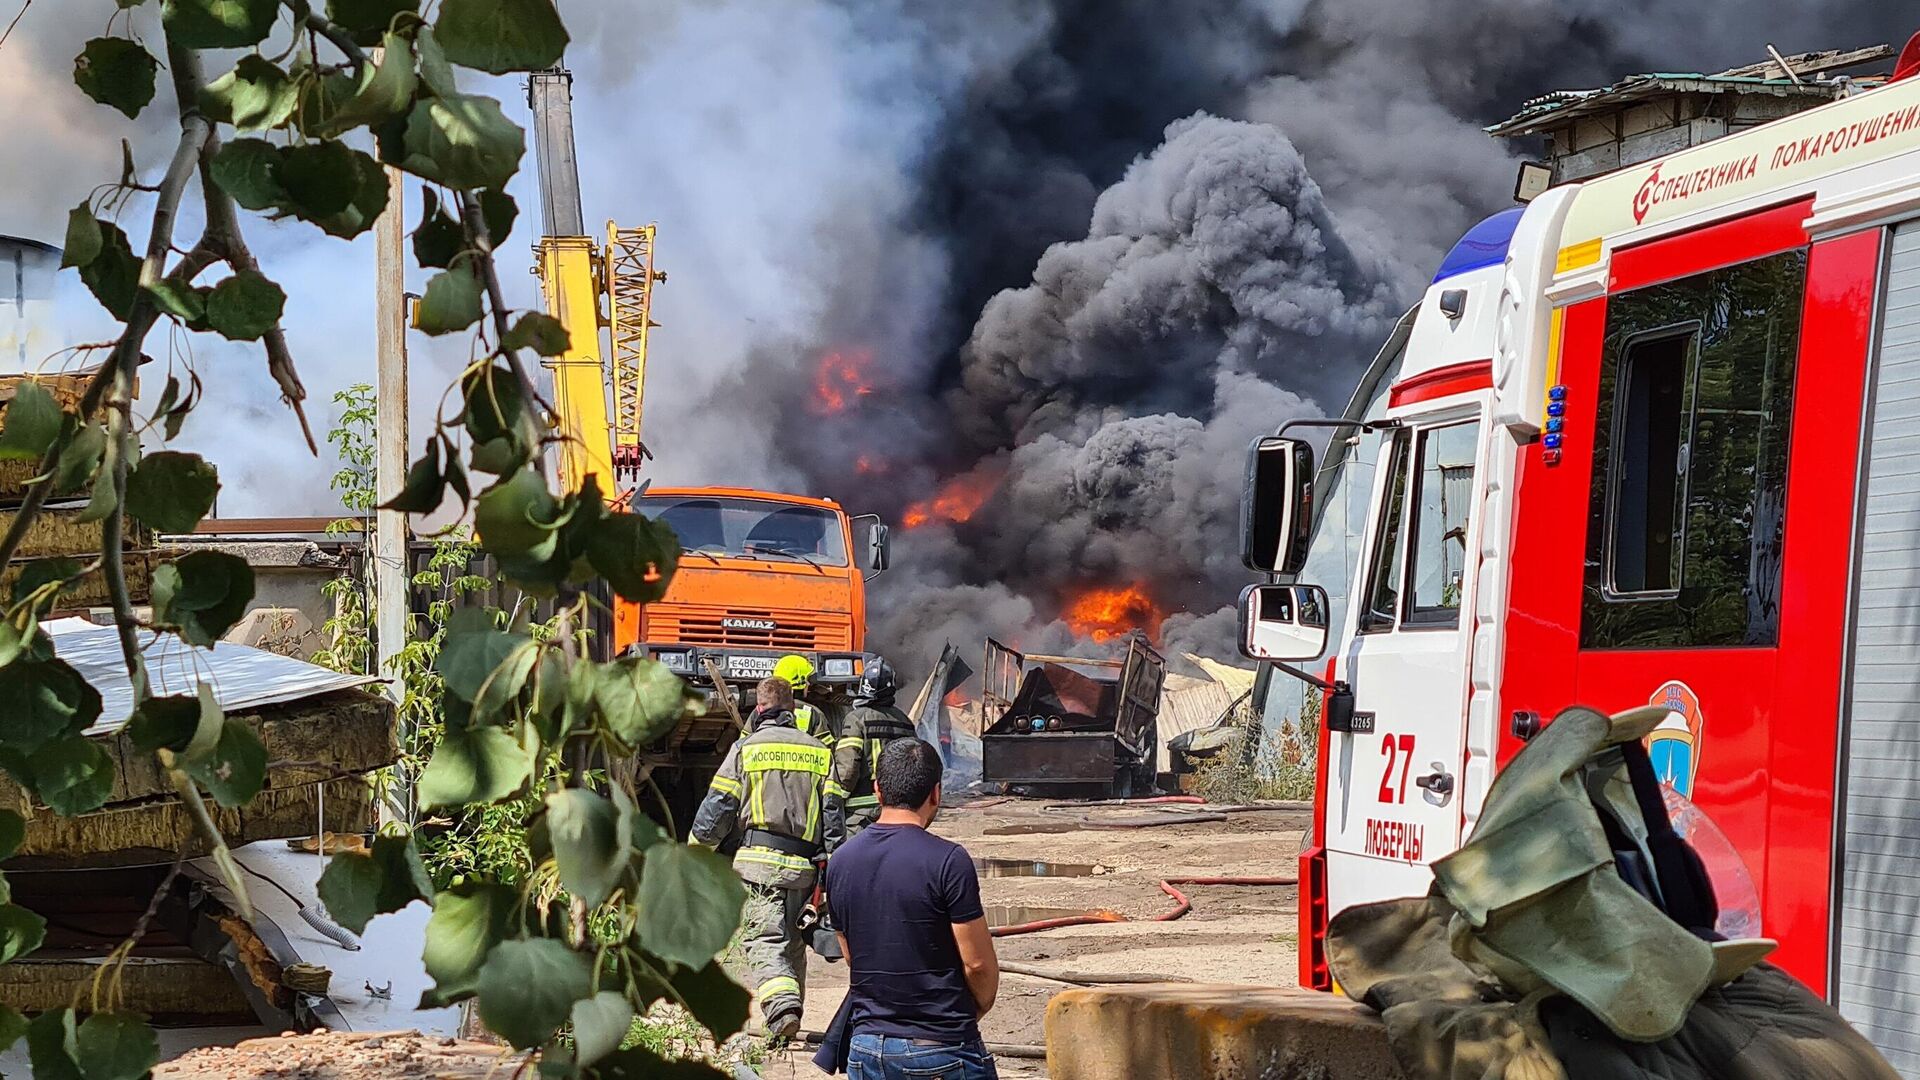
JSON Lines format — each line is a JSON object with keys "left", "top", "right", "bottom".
{"left": 1239, "top": 36, "right": 1920, "bottom": 1072}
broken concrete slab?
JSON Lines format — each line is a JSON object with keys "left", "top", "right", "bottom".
{"left": 1045, "top": 983, "right": 1404, "bottom": 1080}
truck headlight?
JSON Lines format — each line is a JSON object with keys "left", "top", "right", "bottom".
{"left": 823, "top": 657, "right": 855, "bottom": 679}
{"left": 654, "top": 649, "right": 695, "bottom": 674}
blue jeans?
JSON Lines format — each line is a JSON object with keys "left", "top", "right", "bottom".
{"left": 847, "top": 1033, "right": 999, "bottom": 1080}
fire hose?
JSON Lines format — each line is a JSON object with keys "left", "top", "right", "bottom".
{"left": 988, "top": 875, "right": 1297, "bottom": 937}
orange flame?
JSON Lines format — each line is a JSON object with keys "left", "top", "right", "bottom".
{"left": 854, "top": 454, "right": 888, "bottom": 476}
{"left": 1063, "top": 583, "right": 1165, "bottom": 644}
{"left": 813, "top": 348, "right": 876, "bottom": 414}
{"left": 903, "top": 466, "right": 1003, "bottom": 529}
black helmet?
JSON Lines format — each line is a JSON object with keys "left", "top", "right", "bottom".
{"left": 855, "top": 656, "right": 897, "bottom": 705}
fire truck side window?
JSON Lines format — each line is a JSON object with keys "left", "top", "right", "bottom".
{"left": 1404, "top": 420, "right": 1481, "bottom": 626}
{"left": 1582, "top": 248, "right": 1807, "bottom": 649}
{"left": 1359, "top": 430, "right": 1412, "bottom": 634}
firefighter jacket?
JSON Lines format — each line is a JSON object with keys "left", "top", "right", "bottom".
{"left": 831, "top": 701, "right": 916, "bottom": 817}
{"left": 692, "top": 710, "right": 846, "bottom": 889}
{"left": 747, "top": 703, "right": 836, "bottom": 748}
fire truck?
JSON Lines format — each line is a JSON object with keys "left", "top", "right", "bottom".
{"left": 1238, "top": 36, "right": 1920, "bottom": 1071}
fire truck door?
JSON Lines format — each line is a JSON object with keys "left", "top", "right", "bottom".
{"left": 1324, "top": 412, "right": 1483, "bottom": 907}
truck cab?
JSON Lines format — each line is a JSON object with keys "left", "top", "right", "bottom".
{"left": 624, "top": 486, "right": 889, "bottom": 775}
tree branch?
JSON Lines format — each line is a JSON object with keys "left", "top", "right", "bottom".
{"left": 298, "top": 9, "right": 371, "bottom": 72}
{"left": 456, "top": 191, "right": 546, "bottom": 415}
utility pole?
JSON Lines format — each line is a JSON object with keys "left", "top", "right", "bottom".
{"left": 373, "top": 163, "right": 411, "bottom": 824}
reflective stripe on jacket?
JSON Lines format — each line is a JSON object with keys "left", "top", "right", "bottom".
{"left": 832, "top": 703, "right": 917, "bottom": 811}
{"left": 691, "top": 716, "right": 843, "bottom": 887}
{"left": 795, "top": 702, "right": 835, "bottom": 748}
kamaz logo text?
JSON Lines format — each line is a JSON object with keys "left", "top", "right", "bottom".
{"left": 722, "top": 617, "right": 778, "bottom": 631}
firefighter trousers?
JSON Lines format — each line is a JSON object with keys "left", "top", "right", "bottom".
{"left": 744, "top": 882, "right": 809, "bottom": 1025}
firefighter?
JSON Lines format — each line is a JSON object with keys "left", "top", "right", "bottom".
{"left": 692, "top": 676, "right": 846, "bottom": 1040}
{"left": 831, "top": 656, "right": 917, "bottom": 837}
{"left": 772, "top": 654, "right": 835, "bottom": 747}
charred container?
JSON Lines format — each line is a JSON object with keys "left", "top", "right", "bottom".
{"left": 979, "top": 635, "right": 1166, "bottom": 795}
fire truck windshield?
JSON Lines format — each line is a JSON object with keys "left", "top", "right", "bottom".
{"left": 638, "top": 495, "right": 849, "bottom": 567}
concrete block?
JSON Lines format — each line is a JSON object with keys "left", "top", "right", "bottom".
{"left": 1045, "top": 983, "right": 1404, "bottom": 1080}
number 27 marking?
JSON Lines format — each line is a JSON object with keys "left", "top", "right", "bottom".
{"left": 1378, "top": 734, "right": 1416, "bottom": 804}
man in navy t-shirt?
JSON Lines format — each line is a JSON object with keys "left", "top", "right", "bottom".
{"left": 823, "top": 739, "right": 1000, "bottom": 1080}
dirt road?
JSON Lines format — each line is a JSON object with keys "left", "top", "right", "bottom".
{"left": 773, "top": 798, "right": 1310, "bottom": 1077}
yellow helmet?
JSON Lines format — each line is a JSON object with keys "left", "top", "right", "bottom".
{"left": 773, "top": 654, "right": 814, "bottom": 692}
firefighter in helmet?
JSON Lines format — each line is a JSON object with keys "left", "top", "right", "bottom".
{"left": 772, "top": 654, "right": 835, "bottom": 747}
{"left": 692, "top": 676, "right": 846, "bottom": 1039}
{"left": 830, "top": 656, "right": 916, "bottom": 836}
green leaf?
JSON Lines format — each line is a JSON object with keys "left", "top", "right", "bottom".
{"left": 473, "top": 640, "right": 538, "bottom": 723}
{"left": 79, "top": 221, "right": 139, "bottom": 319}
{"left": 53, "top": 423, "right": 105, "bottom": 494}
{"left": 586, "top": 511, "right": 681, "bottom": 604}
{"left": 125, "top": 450, "right": 219, "bottom": 534}
{"left": 10, "top": 558, "right": 81, "bottom": 615}
{"left": 411, "top": 192, "right": 465, "bottom": 269}
{"left": 327, "top": 0, "right": 422, "bottom": 45}
{"left": 28, "top": 737, "right": 115, "bottom": 816}
{"left": 568, "top": 991, "right": 633, "bottom": 1068}
{"left": 61, "top": 205, "right": 102, "bottom": 269}
{"left": 397, "top": 94, "right": 524, "bottom": 190}
{"left": 474, "top": 468, "right": 564, "bottom": 558}
{"left": 502, "top": 312, "right": 568, "bottom": 357}
{"left": 592, "top": 657, "right": 695, "bottom": 748}
{"left": 144, "top": 279, "right": 206, "bottom": 323}
{"left": 74, "top": 1013, "right": 159, "bottom": 1080}
{"left": 413, "top": 25, "right": 458, "bottom": 97}
{"left": 152, "top": 550, "right": 256, "bottom": 647}
{"left": 545, "top": 788, "right": 630, "bottom": 908}
{"left": 183, "top": 716, "right": 267, "bottom": 807}
{"left": 0, "top": 658, "right": 103, "bottom": 753}
{"left": 435, "top": 0, "right": 568, "bottom": 75}
{"left": 0, "top": 810, "right": 25, "bottom": 861}
{"left": 200, "top": 54, "right": 297, "bottom": 131}
{"left": 205, "top": 269, "right": 286, "bottom": 341}
{"left": 309, "top": 145, "right": 391, "bottom": 239}
{"left": 668, "top": 960, "right": 751, "bottom": 1042}
{"left": 25, "top": 1009, "right": 80, "bottom": 1080}
{"left": 317, "top": 833, "right": 432, "bottom": 934}
{"left": 73, "top": 38, "right": 158, "bottom": 119}
{"left": 292, "top": 67, "right": 358, "bottom": 138}
{"left": 162, "top": 0, "right": 278, "bottom": 48}
{"left": 418, "top": 724, "right": 534, "bottom": 809}
{"left": 73, "top": 470, "right": 118, "bottom": 524}
{"left": 124, "top": 694, "right": 203, "bottom": 753}
{"left": 0, "top": 905, "right": 45, "bottom": 965}
{"left": 437, "top": 609, "right": 531, "bottom": 703}
{"left": 460, "top": 364, "right": 541, "bottom": 476}
{"left": 0, "top": 381, "right": 63, "bottom": 461}
{"left": 209, "top": 137, "right": 288, "bottom": 211}
{"left": 420, "top": 882, "right": 517, "bottom": 1007}
{"left": 636, "top": 843, "right": 745, "bottom": 969}
{"left": 415, "top": 265, "right": 483, "bottom": 335}
{"left": 279, "top": 141, "right": 360, "bottom": 217}
{"left": 475, "top": 938, "right": 590, "bottom": 1049}
{"left": 330, "top": 32, "right": 419, "bottom": 132}
{"left": 478, "top": 187, "right": 517, "bottom": 243}
{"left": 380, "top": 439, "right": 447, "bottom": 513}
{"left": 0, "top": 1006, "right": 26, "bottom": 1054}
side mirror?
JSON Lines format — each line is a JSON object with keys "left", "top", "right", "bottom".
{"left": 1238, "top": 583, "right": 1330, "bottom": 663}
{"left": 866, "top": 522, "right": 891, "bottom": 572}
{"left": 1240, "top": 436, "right": 1314, "bottom": 574}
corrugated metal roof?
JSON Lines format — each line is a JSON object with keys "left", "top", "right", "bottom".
{"left": 46, "top": 619, "right": 379, "bottom": 735}
{"left": 1487, "top": 45, "right": 1894, "bottom": 139}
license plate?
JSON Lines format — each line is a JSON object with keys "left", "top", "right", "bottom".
{"left": 727, "top": 655, "right": 778, "bottom": 680}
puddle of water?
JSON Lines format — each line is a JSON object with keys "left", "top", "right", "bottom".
{"left": 976, "top": 857, "right": 1104, "bottom": 878}
{"left": 984, "top": 904, "right": 1121, "bottom": 928}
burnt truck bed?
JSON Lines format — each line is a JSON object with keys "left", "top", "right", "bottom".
{"left": 979, "top": 636, "right": 1166, "bottom": 794}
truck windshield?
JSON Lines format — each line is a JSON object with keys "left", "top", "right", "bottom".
{"left": 638, "top": 496, "right": 848, "bottom": 567}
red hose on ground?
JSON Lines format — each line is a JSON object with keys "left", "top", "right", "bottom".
{"left": 989, "top": 875, "right": 1297, "bottom": 937}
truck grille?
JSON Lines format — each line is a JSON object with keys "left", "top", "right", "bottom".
{"left": 645, "top": 609, "right": 847, "bottom": 650}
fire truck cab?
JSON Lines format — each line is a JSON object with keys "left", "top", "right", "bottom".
{"left": 1241, "top": 41, "right": 1920, "bottom": 1073}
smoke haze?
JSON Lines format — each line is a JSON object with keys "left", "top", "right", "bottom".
{"left": 5, "top": 1, "right": 1916, "bottom": 678}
